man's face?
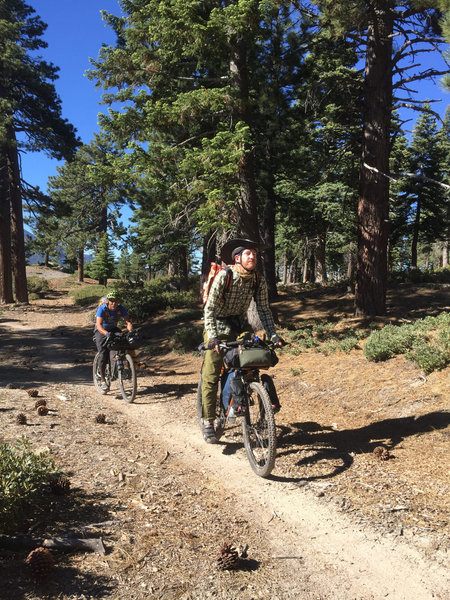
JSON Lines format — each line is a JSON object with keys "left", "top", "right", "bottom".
{"left": 236, "top": 248, "right": 258, "bottom": 271}
{"left": 107, "top": 298, "right": 118, "bottom": 309}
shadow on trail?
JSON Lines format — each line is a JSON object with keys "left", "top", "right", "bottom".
{"left": 0, "top": 487, "right": 118, "bottom": 599}
{"left": 135, "top": 382, "right": 197, "bottom": 403}
{"left": 0, "top": 323, "right": 94, "bottom": 386}
{"left": 272, "top": 410, "right": 450, "bottom": 483}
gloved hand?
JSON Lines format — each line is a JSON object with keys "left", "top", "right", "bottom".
{"left": 271, "top": 334, "right": 286, "bottom": 347}
{"left": 207, "top": 338, "right": 222, "bottom": 352}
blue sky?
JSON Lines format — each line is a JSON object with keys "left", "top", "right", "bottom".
{"left": 21, "top": 1, "right": 449, "bottom": 200}
{"left": 21, "top": 0, "right": 120, "bottom": 193}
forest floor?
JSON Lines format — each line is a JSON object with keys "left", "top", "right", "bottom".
{"left": 0, "top": 266, "right": 449, "bottom": 600}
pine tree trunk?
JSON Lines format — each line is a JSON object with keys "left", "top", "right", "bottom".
{"left": 443, "top": 240, "right": 449, "bottom": 268}
{"left": 0, "top": 153, "right": 14, "bottom": 304}
{"left": 282, "top": 253, "right": 288, "bottom": 285}
{"left": 262, "top": 183, "right": 278, "bottom": 300}
{"left": 355, "top": 5, "right": 393, "bottom": 317}
{"left": 7, "top": 128, "right": 28, "bottom": 304}
{"left": 411, "top": 201, "right": 421, "bottom": 268}
{"left": 77, "top": 248, "right": 84, "bottom": 282}
{"left": 315, "top": 233, "right": 327, "bottom": 283}
{"left": 289, "top": 261, "right": 297, "bottom": 284}
{"left": 230, "top": 34, "right": 259, "bottom": 242}
{"left": 302, "top": 255, "right": 308, "bottom": 283}
{"left": 178, "top": 246, "right": 189, "bottom": 291}
{"left": 201, "top": 232, "right": 216, "bottom": 277}
{"left": 200, "top": 232, "right": 217, "bottom": 301}
{"left": 346, "top": 247, "right": 355, "bottom": 280}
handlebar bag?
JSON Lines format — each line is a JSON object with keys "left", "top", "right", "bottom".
{"left": 238, "top": 347, "right": 277, "bottom": 368}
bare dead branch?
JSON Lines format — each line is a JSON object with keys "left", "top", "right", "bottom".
{"left": 363, "top": 162, "right": 450, "bottom": 191}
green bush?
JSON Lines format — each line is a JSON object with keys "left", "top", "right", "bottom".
{"left": 363, "top": 324, "right": 417, "bottom": 361}
{"left": 363, "top": 312, "right": 450, "bottom": 373}
{"left": 170, "top": 326, "right": 203, "bottom": 354}
{"left": 389, "top": 266, "right": 450, "bottom": 284}
{"left": 27, "top": 276, "right": 50, "bottom": 298}
{"left": 69, "top": 285, "right": 110, "bottom": 307}
{"left": 115, "top": 277, "right": 199, "bottom": 321}
{"left": 0, "top": 437, "right": 56, "bottom": 530}
{"left": 280, "top": 321, "right": 363, "bottom": 356}
{"left": 407, "top": 345, "right": 449, "bottom": 375}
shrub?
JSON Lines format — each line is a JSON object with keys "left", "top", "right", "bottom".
{"left": 407, "top": 345, "right": 449, "bottom": 375}
{"left": 364, "top": 312, "right": 450, "bottom": 373}
{"left": 69, "top": 285, "right": 109, "bottom": 307}
{"left": 0, "top": 437, "right": 55, "bottom": 530}
{"left": 27, "top": 276, "right": 50, "bottom": 299}
{"left": 363, "top": 324, "right": 417, "bottom": 362}
{"left": 170, "top": 326, "right": 203, "bottom": 354}
{"left": 115, "top": 277, "right": 199, "bottom": 321}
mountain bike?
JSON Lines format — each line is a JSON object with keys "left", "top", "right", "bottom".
{"left": 93, "top": 331, "right": 139, "bottom": 403}
{"left": 197, "top": 337, "right": 280, "bottom": 478}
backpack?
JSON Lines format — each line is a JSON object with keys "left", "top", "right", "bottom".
{"left": 202, "top": 264, "right": 259, "bottom": 305}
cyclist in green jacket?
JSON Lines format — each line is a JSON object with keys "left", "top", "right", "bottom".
{"left": 201, "top": 238, "right": 284, "bottom": 443}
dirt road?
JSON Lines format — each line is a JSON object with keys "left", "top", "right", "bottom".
{"left": 0, "top": 279, "right": 448, "bottom": 599}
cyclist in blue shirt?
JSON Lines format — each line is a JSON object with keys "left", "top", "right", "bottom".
{"left": 94, "top": 290, "right": 133, "bottom": 393}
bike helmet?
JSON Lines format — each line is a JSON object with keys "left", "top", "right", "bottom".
{"left": 106, "top": 290, "right": 119, "bottom": 300}
{"left": 220, "top": 238, "right": 265, "bottom": 265}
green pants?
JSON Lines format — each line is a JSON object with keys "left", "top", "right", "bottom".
{"left": 201, "top": 328, "right": 251, "bottom": 422}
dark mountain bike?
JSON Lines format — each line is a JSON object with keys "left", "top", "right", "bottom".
{"left": 93, "top": 331, "right": 139, "bottom": 403}
{"left": 197, "top": 337, "right": 280, "bottom": 478}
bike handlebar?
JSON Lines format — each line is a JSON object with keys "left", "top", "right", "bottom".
{"left": 209, "top": 338, "right": 277, "bottom": 351}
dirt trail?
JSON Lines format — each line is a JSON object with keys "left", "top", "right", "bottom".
{"left": 0, "top": 275, "right": 449, "bottom": 599}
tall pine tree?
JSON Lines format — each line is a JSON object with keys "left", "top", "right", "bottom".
{"left": 0, "top": 0, "right": 78, "bottom": 304}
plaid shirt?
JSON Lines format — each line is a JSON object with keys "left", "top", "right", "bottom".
{"left": 204, "top": 267, "right": 277, "bottom": 341}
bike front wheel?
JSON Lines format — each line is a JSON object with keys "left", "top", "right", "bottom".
{"left": 242, "top": 381, "right": 276, "bottom": 478}
{"left": 93, "top": 352, "right": 111, "bottom": 394}
{"left": 118, "top": 353, "right": 137, "bottom": 403}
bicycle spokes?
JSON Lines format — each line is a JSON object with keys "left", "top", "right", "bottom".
{"left": 241, "top": 382, "right": 276, "bottom": 477}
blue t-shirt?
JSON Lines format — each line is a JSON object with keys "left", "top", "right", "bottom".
{"left": 95, "top": 303, "right": 129, "bottom": 332}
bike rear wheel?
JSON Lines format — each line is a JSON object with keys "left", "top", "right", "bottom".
{"left": 196, "top": 374, "right": 225, "bottom": 440}
{"left": 242, "top": 381, "right": 276, "bottom": 477}
{"left": 93, "top": 352, "right": 111, "bottom": 394}
{"left": 118, "top": 353, "right": 137, "bottom": 403}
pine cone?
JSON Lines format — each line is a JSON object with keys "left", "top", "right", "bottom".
{"left": 49, "top": 474, "right": 71, "bottom": 495}
{"left": 37, "top": 405, "right": 49, "bottom": 416}
{"left": 16, "top": 413, "right": 27, "bottom": 425}
{"left": 373, "top": 446, "right": 390, "bottom": 460}
{"left": 34, "top": 398, "right": 47, "bottom": 409}
{"left": 217, "top": 543, "right": 240, "bottom": 570}
{"left": 27, "top": 389, "right": 39, "bottom": 397}
{"left": 95, "top": 413, "right": 106, "bottom": 424}
{"left": 25, "top": 547, "right": 54, "bottom": 581}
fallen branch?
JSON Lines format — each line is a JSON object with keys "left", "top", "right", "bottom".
{"left": 0, "top": 534, "right": 106, "bottom": 555}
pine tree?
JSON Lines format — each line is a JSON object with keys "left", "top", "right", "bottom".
{"left": 88, "top": 0, "right": 313, "bottom": 286}
{"left": 436, "top": 108, "right": 450, "bottom": 266}
{"left": 0, "top": 0, "right": 78, "bottom": 304}
{"left": 312, "top": 0, "right": 447, "bottom": 315}
{"left": 406, "top": 110, "right": 447, "bottom": 267}
{"left": 88, "top": 234, "right": 115, "bottom": 286}
{"left": 42, "top": 137, "right": 128, "bottom": 282}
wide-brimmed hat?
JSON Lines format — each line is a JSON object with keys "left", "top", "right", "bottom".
{"left": 220, "top": 238, "right": 265, "bottom": 264}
